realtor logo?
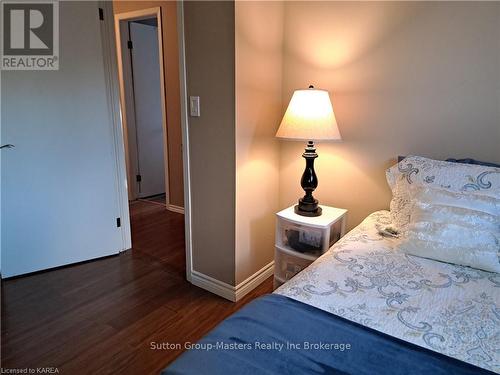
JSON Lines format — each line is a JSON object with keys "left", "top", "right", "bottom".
{"left": 1, "top": 1, "right": 59, "bottom": 70}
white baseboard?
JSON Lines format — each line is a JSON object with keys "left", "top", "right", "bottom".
{"left": 190, "top": 261, "right": 274, "bottom": 302}
{"left": 190, "top": 271, "right": 236, "bottom": 301}
{"left": 235, "top": 261, "right": 274, "bottom": 301}
{"left": 167, "top": 204, "right": 185, "bottom": 214}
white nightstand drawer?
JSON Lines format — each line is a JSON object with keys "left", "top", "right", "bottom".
{"left": 274, "top": 246, "right": 314, "bottom": 281}
{"left": 277, "top": 220, "right": 325, "bottom": 253}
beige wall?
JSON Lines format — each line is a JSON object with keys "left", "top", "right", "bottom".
{"left": 184, "top": 1, "right": 236, "bottom": 285}
{"left": 235, "top": 2, "right": 284, "bottom": 284}
{"left": 280, "top": 1, "right": 500, "bottom": 230}
{"left": 113, "top": 1, "right": 184, "bottom": 207}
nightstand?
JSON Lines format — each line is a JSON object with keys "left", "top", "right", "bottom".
{"left": 274, "top": 205, "right": 347, "bottom": 289}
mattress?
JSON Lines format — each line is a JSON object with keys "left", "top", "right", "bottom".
{"left": 275, "top": 210, "right": 500, "bottom": 373}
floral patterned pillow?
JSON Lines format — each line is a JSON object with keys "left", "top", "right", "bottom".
{"left": 387, "top": 155, "right": 500, "bottom": 193}
{"left": 386, "top": 155, "right": 500, "bottom": 229}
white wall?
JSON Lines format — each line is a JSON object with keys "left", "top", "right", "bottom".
{"left": 235, "top": 2, "right": 284, "bottom": 284}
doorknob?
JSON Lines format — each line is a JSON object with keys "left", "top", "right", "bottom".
{"left": 0, "top": 144, "right": 15, "bottom": 149}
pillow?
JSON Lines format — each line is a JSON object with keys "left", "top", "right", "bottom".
{"left": 390, "top": 178, "right": 500, "bottom": 230}
{"left": 398, "top": 155, "right": 500, "bottom": 168}
{"left": 398, "top": 185, "right": 500, "bottom": 273}
{"left": 387, "top": 155, "right": 500, "bottom": 229}
{"left": 387, "top": 155, "right": 500, "bottom": 193}
{"left": 400, "top": 225, "right": 500, "bottom": 273}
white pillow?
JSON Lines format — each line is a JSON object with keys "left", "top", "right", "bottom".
{"left": 398, "top": 185, "right": 500, "bottom": 273}
{"left": 387, "top": 156, "right": 500, "bottom": 230}
{"left": 400, "top": 227, "right": 499, "bottom": 273}
{"left": 391, "top": 179, "right": 500, "bottom": 230}
{"left": 386, "top": 155, "right": 500, "bottom": 193}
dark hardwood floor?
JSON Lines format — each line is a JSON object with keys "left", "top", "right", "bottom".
{"left": 1, "top": 200, "right": 273, "bottom": 374}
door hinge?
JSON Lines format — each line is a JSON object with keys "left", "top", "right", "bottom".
{"left": 116, "top": 218, "right": 121, "bottom": 228}
{"left": 127, "top": 40, "right": 133, "bottom": 49}
{"left": 98, "top": 8, "right": 104, "bottom": 21}
{"left": 136, "top": 174, "right": 142, "bottom": 182}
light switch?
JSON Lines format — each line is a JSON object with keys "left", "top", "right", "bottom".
{"left": 189, "top": 96, "right": 200, "bottom": 117}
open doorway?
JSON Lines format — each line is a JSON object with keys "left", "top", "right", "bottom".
{"left": 116, "top": 10, "right": 169, "bottom": 203}
{"left": 114, "top": 7, "right": 186, "bottom": 278}
{"left": 126, "top": 17, "right": 167, "bottom": 202}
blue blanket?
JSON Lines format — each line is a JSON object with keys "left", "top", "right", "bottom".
{"left": 163, "top": 294, "right": 492, "bottom": 375}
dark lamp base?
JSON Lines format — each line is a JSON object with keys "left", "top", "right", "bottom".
{"left": 294, "top": 203, "right": 322, "bottom": 217}
{"left": 295, "top": 140, "right": 322, "bottom": 217}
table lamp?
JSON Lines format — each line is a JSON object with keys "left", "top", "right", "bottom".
{"left": 276, "top": 85, "right": 341, "bottom": 217}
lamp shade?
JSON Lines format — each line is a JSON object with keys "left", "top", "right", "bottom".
{"left": 276, "top": 88, "right": 341, "bottom": 141}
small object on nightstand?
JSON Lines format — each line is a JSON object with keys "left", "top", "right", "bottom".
{"left": 274, "top": 205, "right": 347, "bottom": 289}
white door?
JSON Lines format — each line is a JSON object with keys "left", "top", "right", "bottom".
{"left": 1, "top": 2, "right": 127, "bottom": 277}
{"left": 129, "top": 21, "right": 166, "bottom": 198}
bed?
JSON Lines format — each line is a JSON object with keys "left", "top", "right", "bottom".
{"left": 164, "top": 157, "right": 499, "bottom": 374}
{"left": 276, "top": 210, "right": 499, "bottom": 373}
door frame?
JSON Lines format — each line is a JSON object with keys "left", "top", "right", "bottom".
{"left": 106, "top": 3, "right": 194, "bottom": 281}
{"left": 98, "top": 1, "right": 131, "bottom": 252}
{"left": 114, "top": 7, "right": 171, "bottom": 205}
{"left": 176, "top": 2, "right": 193, "bottom": 282}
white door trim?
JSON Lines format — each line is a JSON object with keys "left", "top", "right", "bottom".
{"left": 104, "top": 2, "right": 194, "bottom": 281}
{"left": 98, "top": 2, "right": 131, "bottom": 251}
{"left": 114, "top": 7, "right": 171, "bottom": 206}
{"left": 176, "top": 2, "right": 193, "bottom": 282}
